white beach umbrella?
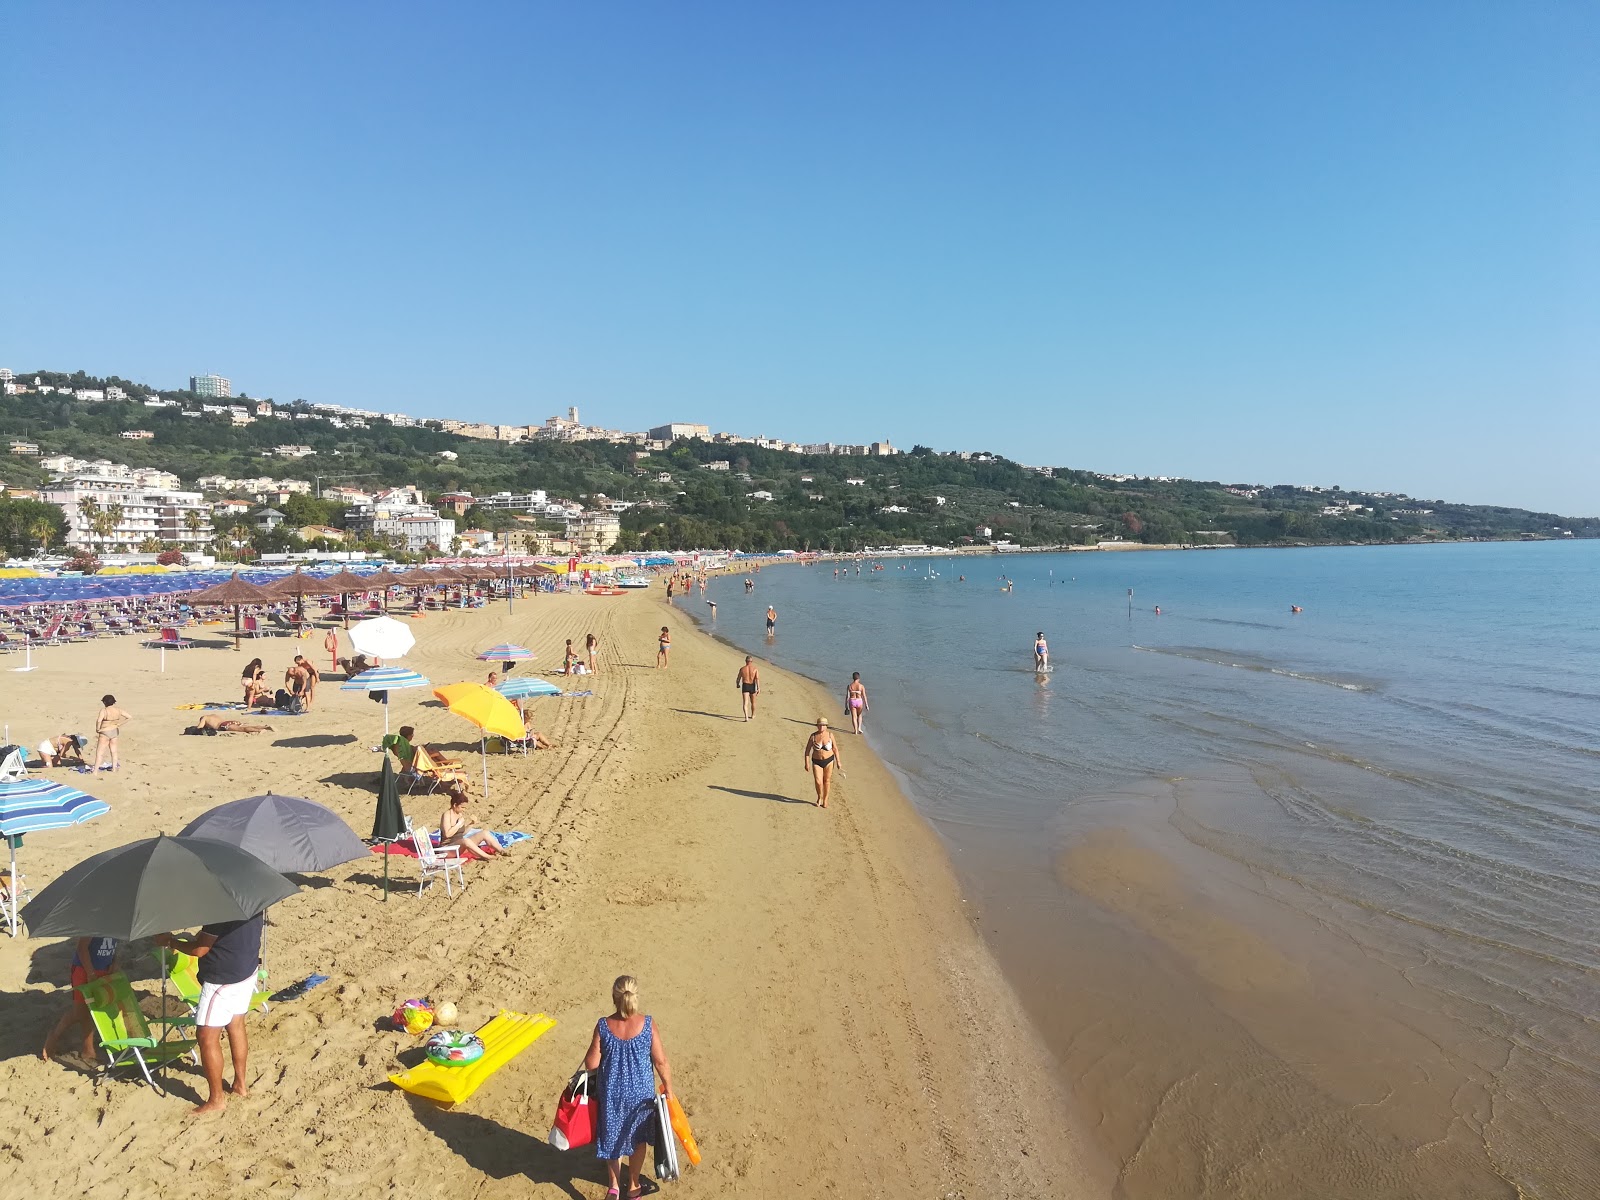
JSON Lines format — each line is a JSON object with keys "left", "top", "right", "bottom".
{"left": 349, "top": 616, "right": 416, "bottom": 661}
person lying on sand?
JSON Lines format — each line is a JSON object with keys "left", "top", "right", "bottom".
{"left": 186, "top": 714, "right": 275, "bottom": 735}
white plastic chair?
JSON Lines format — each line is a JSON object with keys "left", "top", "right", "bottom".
{"left": 405, "top": 816, "right": 465, "bottom": 897}
{"left": 0, "top": 747, "right": 28, "bottom": 782}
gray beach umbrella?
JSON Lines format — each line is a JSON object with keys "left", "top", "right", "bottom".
{"left": 178, "top": 794, "right": 368, "bottom": 875}
{"left": 21, "top": 834, "right": 299, "bottom": 940}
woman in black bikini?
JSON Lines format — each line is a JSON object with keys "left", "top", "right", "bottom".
{"left": 802, "top": 718, "right": 842, "bottom": 808}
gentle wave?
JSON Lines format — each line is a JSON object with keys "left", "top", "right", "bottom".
{"left": 1132, "top": 644, "right": 1377, "bottom": 691}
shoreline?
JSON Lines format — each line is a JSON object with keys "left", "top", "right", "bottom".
{"left": 0, "top": 590, "right": 1100, "bottom": 1197}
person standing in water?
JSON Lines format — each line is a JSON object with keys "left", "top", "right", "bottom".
{"left": 765, "top": 605, "right": 777, "bottom": 637}
{"left": 735, "top": 655, "right": 760, "bottom": 721}
{"left": 802, "top": 718, "right": 842, "bottom": 808}
{"left": 844, "top": 672, "right": 869, "bottom": 734}
{"left": 1034, "top": 632, "right": 1049, "bottom": 671}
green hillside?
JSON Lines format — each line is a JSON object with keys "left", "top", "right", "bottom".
{"left": 2, "top": 370, "right": 1596, "bottom": 557}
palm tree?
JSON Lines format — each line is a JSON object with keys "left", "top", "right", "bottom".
{"left": 183, "top": 508, "right": 205, "bottom": 545}
{"left": 76, "top": 496, "right": 101, "bottom": 553}
{"left": 227, "top": 523, "right": 252, "bottom": 561}
{"left": 103, "top": 503, "right": 126, "bottom": 552}
{"left": 28, "top": 517, "right": 56, "bottom": 556}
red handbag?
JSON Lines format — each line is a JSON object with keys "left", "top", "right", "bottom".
{"left": 549, "top": 1070, "right": 594, "bottom": 1151}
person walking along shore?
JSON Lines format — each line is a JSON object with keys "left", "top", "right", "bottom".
{"left": 803, "top": 718, "right": 842, "bottom": 808}
{"left": 845, "top": 672, "right": 868, "bottom": 734}
{"left": 736, "top": 655, "right": 761, "bottom": 720}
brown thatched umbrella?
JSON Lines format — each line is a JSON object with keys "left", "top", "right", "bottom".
{"left": 270, "top": 568, "right": 341, "bottom": 625}
{"left": 320, "top": 569, "right": 380, "bottom": 627}
{"left": 187, "top": 572, "right": 279, "bottom": 651}
{"left": 353, "top": 566, "right": 408, "bottom": 612}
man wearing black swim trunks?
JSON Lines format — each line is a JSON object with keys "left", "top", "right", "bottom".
{"left": 735, "top": 656, "right": 761, "bottom": 721}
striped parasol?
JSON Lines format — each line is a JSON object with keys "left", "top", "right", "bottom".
{"left": 341, "top": 666, "right": 431, "bottom": 736}
{"left": 340, "top": 666, "right": 430, "bottom": 692}
{"left": 476, "top": 643, "right": 535, "bottom": 662}
{"left": 495, "top": 676, "right": 562, "bottom": 700}
{"left": 0, "top": 778, "right": 111, "bottom": 937}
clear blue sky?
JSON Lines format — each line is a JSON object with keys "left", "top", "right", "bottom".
{"left": 5, "top": 3, "right": 1596, "bottom": 514}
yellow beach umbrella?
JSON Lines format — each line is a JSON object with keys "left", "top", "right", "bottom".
{"left": 431, "top": 682, "right": 525, "bottom": 798}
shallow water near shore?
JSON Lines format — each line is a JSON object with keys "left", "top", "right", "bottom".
{"left": 691, "top": 541, "right": 1600, "bottom": 1198}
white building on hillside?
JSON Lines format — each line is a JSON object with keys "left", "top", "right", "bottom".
{"left": 42, "top": 472, "right": 213, "bottom": 550}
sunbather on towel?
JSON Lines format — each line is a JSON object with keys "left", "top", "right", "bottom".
{"left": 439, "top": 787, "right": 497, "bottom": 862}
{"left": 187, "top": 714, "right": 275, "bottom": 735}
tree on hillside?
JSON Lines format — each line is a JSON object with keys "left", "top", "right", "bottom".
{"left": 77, "top": 496, "right": 101, "bottom": 552}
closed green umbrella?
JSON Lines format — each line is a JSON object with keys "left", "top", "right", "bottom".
{"left": 22, "top": 835, "right": 298, "bottom": 940}
{"left": 372, "top": 757, "right": 405, "bottom": 901}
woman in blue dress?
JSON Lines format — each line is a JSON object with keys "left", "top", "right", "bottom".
{"left": 581, "top": 975, "right": 676, "bottom": 1199}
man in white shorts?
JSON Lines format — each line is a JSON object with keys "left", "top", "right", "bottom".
{"left": 153, "top": 911, "right": 264, "bottom": 1116}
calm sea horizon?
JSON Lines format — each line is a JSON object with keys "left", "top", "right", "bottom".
{"left": 690, "top": 540, "right": 1600, "bottom": 1199}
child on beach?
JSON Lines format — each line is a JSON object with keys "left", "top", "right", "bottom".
{"left": 41, "top": 936, "right": 119, "bottom": 1062}
{"left": 656, "top": 627, "right": 671, "bottom": 668}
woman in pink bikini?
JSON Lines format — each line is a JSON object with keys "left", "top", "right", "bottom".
{"left": 844, "top": 672, "right": 869, "bottom": 734}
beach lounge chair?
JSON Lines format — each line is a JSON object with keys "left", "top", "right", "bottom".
{"left": 387, "top": 1009, "right": 556, "bottom": 1106}
{"left": 157, "top": 946, "right": 272, "bottom": 1015}
{"left": 406, "top": 815, "right": 466, "bottom": 897}
{"left": 241, "top": 615, "right": 263, "bottom": 639}
{"left": 145, "top": 627, "right": 193, "bottom": 650}
{"left": 0, "top": 747, "right": 28, "bottom": 781}
{"left": 77, "top": 972, "right": 198, "bottom": 1095}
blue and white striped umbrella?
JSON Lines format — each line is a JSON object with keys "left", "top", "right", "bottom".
{"left": 0, "top": 778, "right": 110, "bottom": 937}
{"left": 495, "top": 676, "right": 562, "bottom": 700}
{"left": 341, "top": 666, "right": 431, "bottom": 737}
{"left": 0, "top": 779, "right": 111, "bottom": 836}
{"left": 477, "top": 643, "right": 534, "bottom": 662}
{"left": 340, "top": 667, "right": 431, "bottom": 692}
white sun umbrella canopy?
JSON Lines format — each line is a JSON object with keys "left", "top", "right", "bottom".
{"left": 348, "top": 615, "right": 416, "bottom": 661}
{"left": 340, "top": 666, "right": 431, "bottom": 736}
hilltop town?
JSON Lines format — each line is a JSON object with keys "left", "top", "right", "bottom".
{"left": 1, "top": 366, "right": 1595, "bottom": 563}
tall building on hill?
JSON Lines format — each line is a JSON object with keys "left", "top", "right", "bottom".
{"left": 190, "top": 373, "right": 232, "bottom": 398}
{"left": 648, "top": 422, "right": 710, "bottom": 441}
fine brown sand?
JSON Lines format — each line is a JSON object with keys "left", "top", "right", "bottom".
{"left": 0, "top": 589, "right": 1099, "bottom": 1198}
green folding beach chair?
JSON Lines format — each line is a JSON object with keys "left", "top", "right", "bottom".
{"left": 157, "top": 946, "right": 272, "bottom": 1015}
{"left": 77, "top": 972, "right": 197, "bottom": 1095}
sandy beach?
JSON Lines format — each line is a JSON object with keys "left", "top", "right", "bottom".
{"left": 0, "top": 588, "right": 1098, "bottom": 1198}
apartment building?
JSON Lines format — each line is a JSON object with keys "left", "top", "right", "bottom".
{"left": 564, "top": 511, "right": 621, "bottom": 554}
{"left": 43, "top": 472, "right": 213, "bottom": 550}
{"left": 191, "top": 374, "right": 232, "bottom": 398}
{"left": 648, "top": 423, "right": 711, "bottom": 441}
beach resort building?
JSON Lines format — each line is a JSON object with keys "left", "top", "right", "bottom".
{"left": 564, "top": 511, "right": 622, "bottom": 554}
{"left": 190, "top": 374, "right": 232, "bottom": 398}
{"left": 43, "top": 471, "right": 213, "bottom": 550}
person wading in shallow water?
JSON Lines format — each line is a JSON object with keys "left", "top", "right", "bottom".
{"left": 735, "top": 655, "right": 761, "bottom": 720}
{"left": 844, "top": 672, "right": 869, "bottom": 734}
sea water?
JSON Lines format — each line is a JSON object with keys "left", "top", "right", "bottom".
{"left": 693, "top": 541, "right": 1600, "bottom": 1198}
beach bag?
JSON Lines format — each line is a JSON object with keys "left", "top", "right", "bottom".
{"left": 549, "top": 1070, "right": 594, "bottom": 1151}
{"left": 652, "top": 1093, "right": 681, "bottom": 1181}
